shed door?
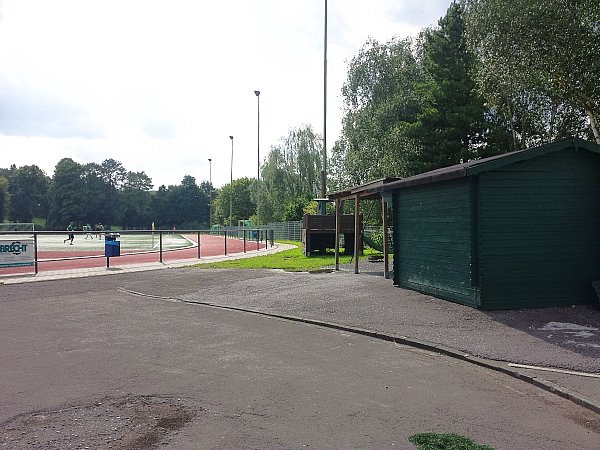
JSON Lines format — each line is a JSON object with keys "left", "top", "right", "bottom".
{"left": 394, "top": 179, "right": 479, "bottom": 307}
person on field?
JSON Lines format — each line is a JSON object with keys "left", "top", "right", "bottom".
{"left": 96, "top": 222, "right": 105, "bottom": 239}
{"left": 64, "top": 221, "right": 75, "bottom": 245}
{"left": 84, "top": 224, "right": 94, "bottom": 239}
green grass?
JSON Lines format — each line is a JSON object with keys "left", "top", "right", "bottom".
{"left": 409, "top": 433, "right": 493, "bottom": 450}
{"left": 194, "top": 240, "right": 376, "bottom": 272}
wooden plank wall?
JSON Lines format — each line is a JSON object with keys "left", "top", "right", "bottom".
{"left": 394, "top": 178, "right": 479, "bottom": 307}
{"left": 478, "top": 149, "right": 600, "bottom": 309}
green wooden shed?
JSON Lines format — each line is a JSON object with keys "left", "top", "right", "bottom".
{"left": 381, "top": 138, "right": 600, "bottom": 310}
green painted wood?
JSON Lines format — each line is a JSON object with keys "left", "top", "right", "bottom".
{"left": 395, "top": 179, "right": 479, "bottom": 307}
{"left": 478, "top": 149, "right": 600, "bottom": 309}
{"left": 465, "top": 138, "right": 600, "bottom": 176}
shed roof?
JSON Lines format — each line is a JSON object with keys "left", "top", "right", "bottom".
{"left": 328, "top": 177, "right": 401, "bottom": 200}
{"left": 380, "top": 138, "right": 600, "bottom": 192}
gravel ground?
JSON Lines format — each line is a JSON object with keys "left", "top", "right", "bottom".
{"left": 1, "top": 395, "right": 196, "bottom": 449}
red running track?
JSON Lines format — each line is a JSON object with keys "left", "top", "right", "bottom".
{"left": 0, "top": 234, "right": 266, "bottom": 276}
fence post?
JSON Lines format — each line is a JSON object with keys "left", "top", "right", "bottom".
{"left": 34, "top": 232, "right": 38, "bottom": 274}
{"left": 256, "top": 228, "right": 259, "bottom": 251}
{"left": 224, "top": 230, "right": 227, "bottom": 256}
{"left": 197, "top": 231, "right": 201, "bottom": 259}
{"left": 159, "top": 231, "right": 163, "bottom": 263}
{"left": 243, "top": 229, "right": 247, "bottom": 253}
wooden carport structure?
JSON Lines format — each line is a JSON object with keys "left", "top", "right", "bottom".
{"left": 328, "top": 178, "right": 400, "bottom": 277}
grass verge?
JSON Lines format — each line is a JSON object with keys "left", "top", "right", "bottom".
{"left": 194, "top": 240, "right": 379, "bottom": 272}
{"left": 409, "top": 433, "right": 493, "bottom": 450}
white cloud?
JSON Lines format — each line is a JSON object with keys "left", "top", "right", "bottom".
{"left": 0, "top": 0, "right": 451, "bottom": 188}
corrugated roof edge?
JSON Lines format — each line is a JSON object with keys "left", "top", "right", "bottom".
{"left": 379, "top": 137, "right": 600, "bottom": 193}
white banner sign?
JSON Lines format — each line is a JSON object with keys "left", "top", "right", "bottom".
{"left": 0, "top": 239, "right": 35, "bottom": 267}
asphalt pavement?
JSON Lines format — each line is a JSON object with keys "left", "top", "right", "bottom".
{"left": 1, "top": 268, "right": 599, "bottom": 449}
{"left": 1, "top": 244, "right": 599, "bottom": 444}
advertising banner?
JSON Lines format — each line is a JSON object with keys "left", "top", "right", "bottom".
{"left": 0, "top": 239, "right": 35, "bottom": 267}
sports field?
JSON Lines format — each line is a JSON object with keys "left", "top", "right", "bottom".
{"left": 0, "top": 232, "right": 266, "bottom": 276}
{"left": 40, "top": 232, "right": 193, "bottom": 252}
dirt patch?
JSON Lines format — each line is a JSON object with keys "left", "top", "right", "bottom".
{"left": 1, "top": 395, "right": 198, "bottom": 449}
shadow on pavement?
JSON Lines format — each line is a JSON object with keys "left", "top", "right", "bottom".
{"left": 485, "top": 305, "right": 600, "bottom": 361}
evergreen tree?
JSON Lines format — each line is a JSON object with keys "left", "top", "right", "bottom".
{"left": 408, "top": 3, "right": 494, "bottom": 172}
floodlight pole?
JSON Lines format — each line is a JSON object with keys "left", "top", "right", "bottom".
{"left": 208, "top": 158, "right": 212, "bottom": 227}
{"left": 254, "top": 90, "right": 261, "bottom": 229}
{"left": 319, "top": 0, "right": 328, "bottom": 214}
{"left": 229, "top": 135, "right": 234, "bottom": 228}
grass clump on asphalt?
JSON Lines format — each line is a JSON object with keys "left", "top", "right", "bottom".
{"left": 409, "top": 433, "right": 493, "bottom": 450}
{"left": 195, "top": 240, "right": 372, "bottom": 272}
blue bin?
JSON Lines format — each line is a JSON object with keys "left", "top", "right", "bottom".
{"left": 105, "top": 240, "right": 120, "bottom": 257}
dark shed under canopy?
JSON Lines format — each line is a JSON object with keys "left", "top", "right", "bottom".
{"left": 333, "top": 138, "right": 600, "bottom": 310}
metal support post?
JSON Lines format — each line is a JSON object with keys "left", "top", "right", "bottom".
{"left": 34, "top": 232, "right": 38, "bottom": 274}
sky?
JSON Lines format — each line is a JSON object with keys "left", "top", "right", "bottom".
{"left": 0, "top": 0, "right": 451, "bottom": 189}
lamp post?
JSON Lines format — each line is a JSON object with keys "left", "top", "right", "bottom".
{"left": 319, "top": 0, "right": 328, "bottom": 214}
{"left": 229, "top": 135, "right": 233, "bottom": 228}
{"left": 254, "top": 90, "right": 260, "bottom": 229}
{"left": 208, "top": 158, "right": 212, "bottom": 227}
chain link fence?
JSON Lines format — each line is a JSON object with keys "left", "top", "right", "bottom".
{"left": 259, "top": 222, "right": 390, "bottom": 246}
{"left": 262, "top": 221, "right": 303, "bottom": 241}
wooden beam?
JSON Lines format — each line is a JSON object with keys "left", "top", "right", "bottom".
{"left": 335, "top": 198, "right": 341, "bottom": 270}
{"left": 354, "top": 194, "right": 360, "bottom": 274}
{"left": 382, "top": 196, "right": 389, "bottom": 279}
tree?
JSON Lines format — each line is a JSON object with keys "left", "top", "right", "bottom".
{"left": 213, "top": 177, "right": 256, "bottom": 226}
{"left": 119, "top": 171, "right": 153, "bottom": 228}
{"left": 47, "top": 158, "right": 86, "bottom": 228}
{"left": 339, "top": 37, "right": 424, "bottom": 183}
{"left": 463, "top": 0, "right": 600, "bottom": 145}
{"left": 407, "top": 3, "right": 498, "bottom": 173}
{"left": 0, "top": 176, "right": 10, "bottom": 222}
{"left": 99, "top": 158, "right": 127, "bottom": 190}
{"left": 81, "top": 163, "right": 108, "bottom": 226}
{"left": 199, "top": 180, "right": 215, "bottom": 225}
{"left": 149, "top": 176, "right": 208, "bottom": 229}
{"left": 283, "top": 196, "right": 310, "bottom": 222}
{"left": 151, "top": 185, "right": 173, "bottom": 228}
{"left": 259, "top": 125, "right": 323, "bottom": 223}
{"left": 8, "top": 165, "right": 49, "bottom": 223}
{"left": 169, "top": 175, "right": 209, "bottom": 228}
{"left": 99, "top": 159, "right": 126, "bottom": 224}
